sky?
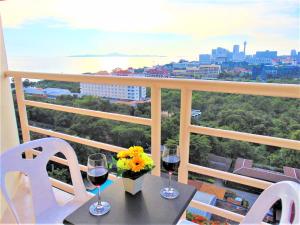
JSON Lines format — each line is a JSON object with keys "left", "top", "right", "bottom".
{"left": 0, "top": 0, "right": 299, "bottom": 59}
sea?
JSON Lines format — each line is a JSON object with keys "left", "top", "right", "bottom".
{"left": 7, "top": 56, "right": 183, "bottom": 74}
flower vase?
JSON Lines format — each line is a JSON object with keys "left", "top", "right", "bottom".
{"left": 122, "top": 174, "right": 146, "bottom": 195}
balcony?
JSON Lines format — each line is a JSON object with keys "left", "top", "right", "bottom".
{"left": 1, "top": 25, "right": 300, "bottom": 224}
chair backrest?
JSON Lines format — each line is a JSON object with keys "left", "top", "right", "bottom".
{"left": 0, "top": 138, "right": 87, "bottom": 223}
{"left": 241, "top": 181, "right": 300, "bottom": 225}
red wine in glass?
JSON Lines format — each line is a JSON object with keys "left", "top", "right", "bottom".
{"left": 162, "top": 156, "right": 180, "bottom": 172}
{"left": 87, "top": 153, "right": 111, "bottom": 216}
{"left": 160, "top": 146, "right": 180, "bottom": 199}
{"left": 87, "top": 167, "right": 108, "bottom": 186}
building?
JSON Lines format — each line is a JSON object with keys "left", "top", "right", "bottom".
{"left": 208, "top": 153, "right": 232, "bottom": 171}
{"left": 43, "top": 88, "right": 72, "bottom": 99}
{"left": 198, "top": 65, "right": 221, "bottom": 79}
{"left": 243, "top": 41, "right": 247, "bottom": 55}
{"left": 186, "top": 191, "right": 217, "bottom": 220}
{"left": 252, "top": 64, "right": 300, "bottom": 80}
{"left": 247, "top": 50, "right": 278, "bottom": 65}
{"left": 191, "top": 109, "right": 201, "bottom": 120}
{"left": 173, "top": 64, "right": 220, "bottom": 79}
{"left": 144, "top": 67, "right": 170, "bottom": 78}
{"left": 24, "top": 87, "right": 46, "bottom": 97}
{"left": 233, "top": 158, "right": 300, "bottom": 183}
{"left": 24, "top": 87, "right": 72, "bottom": 99}
{"left": 199, "top": 54, "right": 211, "bottom": 65}
{"left": 246, "top": 56, "right": 273, "bottom": 65}
{"left": 233, "top": 45, "right": 239, "bottom": 57}
{"left": 211, "top": 47, "right": 230, "bottom": 64}
{"left": 172, "top": 61, "right": 187, "bottom": 77}
{"left": 172, "top": 69, "right": 187, "bottom": 77}
{"left": 291, "top": 49, "right": 297, "bottom": 57}
{"left": 185, "top": 66, "right": 199, "bottom": 78}
{"left": 172, "top": 61, "right": 199, "bottom": 77}
{"left": 255, "top": 50, "right": 277, "bottom": 59}
{"left": 80, "top": 83, "right": 146, "bottom": 101}
{"left": 232, "top": 44, "right": 245, "bottom": 62}
{"left": 277, "top": 65, "right": 300, "bottom": 79}
{"left": 291, "top": 49, "right": 297, "bottom": 64}
{"left": 262, "top": 65, "right": 277, "bottom": 79}
{"left": 112, "top": 68, "right": 134, "bottom": 76}
{"left": 172, "top": 62, "right": 187, "bottom": 70}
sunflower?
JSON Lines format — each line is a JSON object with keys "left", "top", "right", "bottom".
{"left": 128, "top": 146, "right": 144, "bottom": 157}
{"left": 130, "top": 156, "right": 145, "bottom": 172}
{"left": 141, "top": 153, "right": 154, "bottom": 167}
{"left": 117, "top": 158, "right": 131, "bottom": 170}
{"left": 117, "top": 150, "right": 130, "bottom": 159}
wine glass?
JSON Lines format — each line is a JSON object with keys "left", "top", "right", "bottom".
{"left": 87, "top": 153, "right": 111, "bottom": 216}
{"left": 160, "top": 145, "right": 180, "bottom": 199}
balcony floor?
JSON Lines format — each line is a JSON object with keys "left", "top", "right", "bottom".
{"left": 1, "top": 175, "right": 76, "bottom": 224}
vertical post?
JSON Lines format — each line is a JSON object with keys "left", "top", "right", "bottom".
{"left": 14, "top": 77, "right": 32, "bottom": 157}
{"left": 0, "top": 20, "right": 20, "bottom": 152}
{"left": 0, "top": 16, "right": 21, "bottom": 221}
{"left": 178, "top": 88, "right": 192, "bottom": 184}
{"left": 151, "top": 86, "right": 161, "bottom": 176}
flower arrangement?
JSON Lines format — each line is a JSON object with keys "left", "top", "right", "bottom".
{"left": 187, "top": 213, "right": 229, "bottom": 225}
{"left": 115, "top": 146, "right": 155, "bottom": 180}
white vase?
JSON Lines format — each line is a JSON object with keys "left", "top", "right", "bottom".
{"left": 122, "top": 174, "right": 146, "bottom": 195}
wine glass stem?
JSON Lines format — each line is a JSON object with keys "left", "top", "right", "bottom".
{"left": 97, "top": 186, "right": 102, "bottom": 208}
{"left": 168, "top": 172, "right": 172, "bottom": 191}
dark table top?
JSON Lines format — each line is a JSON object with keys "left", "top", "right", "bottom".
{"left": 64, "top": 174, "right": 196, "bottom": 225}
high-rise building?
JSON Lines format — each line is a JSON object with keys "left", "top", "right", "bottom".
{"left": 211, "top": 49, "right": 217, "bottom": 58}
{"left": 199, "top": 54, "right": 211, "bottom": 65}
{"left": 233, "top": 45, "right": 240, "bottom": 62}
{"left": 255, "top": 50, "right": 277, "bottom": 59}
{"left": 233, "top": 45, "right": 239, "bottom": 55}
{"left": 243, "top": 41, "right": 247, "bottom": 55}
{"left": 211, "top": 47, "right": 230, "bottom": 63}
{"left": 291, "top": 49, "right": 297, "bottom": 59}
{"left": 80, "top": 82, "right": 146, "bottom": 101}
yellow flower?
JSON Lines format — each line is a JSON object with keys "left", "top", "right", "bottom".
{"left": 141, "top": 153, "right": 154, "bottom": 167}
{"left": 117, "top": 150, "right": 130, "bottom": 159}
{"left": 129, "top": 146, "right": 144, "bottom": 157}
{"left": 117, "top": 158, "right": 131, "bottom": 170}
{"left": 130, "top": 156, "right": 145, "bottom": 172}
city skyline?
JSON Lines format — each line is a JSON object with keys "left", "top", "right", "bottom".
{"left": 1, "top": 0, "right": 299, "bottom": 58}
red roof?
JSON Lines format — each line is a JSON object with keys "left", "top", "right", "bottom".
{"left": 112, "top": 68, "right": 134, "bottom": 76}
{"left": 145, "top": 68, "right": 169, "bottom": 76}
{"left": 234, "top": 158, "right": 300, "bottom": 183}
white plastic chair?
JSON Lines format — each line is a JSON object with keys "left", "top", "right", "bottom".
{"left": 177, "top": 181, "right": 300, "bottom": 225}
{"left": 241, "top": 181, "right": 300, "bottom": 225}
{"left": 0, "top": 138, "right": 90, "bottom": 224}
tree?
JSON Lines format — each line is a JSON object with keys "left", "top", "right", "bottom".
{"left": 290, "top": 130, "right": 300, "bottom": 140}
{"left": 111, "top": 125, "right": 150, "bottom": 149}
{"left": 189, "top": 135, "right": 212, "bottom": 166}
{"left": 20, "top": 80, "right": 300, "bottom": 184}
{"left": 36, "top": 80, "right": 80, "bottom": 92}
{"left": 165, "top": 138, "right": 178, "bottom": 150}
{"left": 23, "top": 79, "right": 35, "bottom": 87}
{"left": 222, "top": 140, "right": 257, "bottom": 160}
{"left": 268, "top": 149, "right": 300, "bottom": 168}
{"left": 161, "top": 114, "right": 180, "bottom": 143}
{"left": 48, "top": 167, "right": 71, "bottom": 184}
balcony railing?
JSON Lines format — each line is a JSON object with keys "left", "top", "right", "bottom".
{"left": 3, "top": 70, "right": 300, "bottom": 223}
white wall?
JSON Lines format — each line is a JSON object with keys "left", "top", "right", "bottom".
{"left": 0, "top": 16, "right": 21, "bottom": 221}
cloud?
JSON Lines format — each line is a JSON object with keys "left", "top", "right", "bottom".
{"left": 1, "top": 0, "right": 299, "bottom": 55}
{"left": 1, "top": 0, "right": 298, "bottom": 32}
